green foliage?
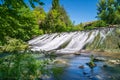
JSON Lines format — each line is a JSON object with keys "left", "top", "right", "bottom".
{"left": 97, "top": 0, "right": 107, "bottom": 21}
{"left": 52, "top": 0, "right": 60, "bottom": 10}
{"left": 41, "top": 0, "right": 73, "bottom": 33}
{"left": 0, "top": 38, "right": 54, "bottom": 80}
{"left": 87, "top": 55, "right": 96, "bottom": 69}
{"left": 58, "top": 6, "right": 73, "bottom": 28}
{"left": 33, "top": 7, "right": 46, "bottom": 27}
{"left": 51, "top": 67, "right": 64, "bottom": 80}
{"left": 92, "top": 20, "right": 107, "bottom": 27}
{"left": 0, "top": 0, "right": 44, "bottom": 8}
{"left": 82, "top": 20, "right": 107, "bottom": 30}
{"left": 0, "top": 53, "right": 51, "bottom": 80}
{"left": 0, "top": 0, "right": 43, "bottom": 44}
{"left": 84, "top": 26, "right": 95, "bottom": 30}
{"left": 0, "top": 37, "right": 28, "bottom": 53}
{"left": 97, "top": 0, "right": 120, "bottom": 24}
{"left": 41, "top": 9, "right": 65, "bottom": 33}
{"left": 74, "top": 23, "right": 84, "bottom": 31}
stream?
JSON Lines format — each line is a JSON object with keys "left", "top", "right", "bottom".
{"left": 41, "top": 53, "right": 120, "bottom": 80}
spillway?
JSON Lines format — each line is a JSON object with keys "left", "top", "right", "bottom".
{"left": 28, "top": 28, "right": 117, "bottom": 54}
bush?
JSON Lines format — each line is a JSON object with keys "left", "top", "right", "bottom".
{"left": 0, "top": 53, "right": 51, "bottom": 80}
{"left": 0, "top": 38, "right": 53, "bottom": 80}
{"left": 0, "top": 37, "right": 28, "bottom": 53}
{"left": 92, "top": 20, "right": 107, "bottom": 28}
{"left": 84, "top": 26, "right": 95, "bottom": 30}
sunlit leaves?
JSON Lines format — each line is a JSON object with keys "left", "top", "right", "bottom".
{"left": 40, "top": 0, "right": 73, "bottom": 33}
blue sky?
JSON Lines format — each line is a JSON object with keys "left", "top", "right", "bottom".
{"left": 40, "top": 0, "right": 98, "bottom": 25}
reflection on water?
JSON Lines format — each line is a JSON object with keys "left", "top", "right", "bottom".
{"left": 43, "top": 54, "right": 120, "bottom": 80}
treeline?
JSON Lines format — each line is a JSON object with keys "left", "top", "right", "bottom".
{"left": 35, "top": 0, "right": 73, "bottom": 33}
{"left": 0, "top": 0, "right": 73, "bottom": 45}
{"left": 0, "top": 0, "right": 120, "bottom": 79}
{"left": 0, "top": 0, "right": 120, "bottom": 44}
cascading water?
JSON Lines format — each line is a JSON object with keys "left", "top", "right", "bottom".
{"left": 28, "top": 27, "right": 117, "bottom": 54}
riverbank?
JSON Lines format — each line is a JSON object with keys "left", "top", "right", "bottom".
{"left": 92, "top": 51, "right": 120, "bottom": 59}
{"left": 80, "top": 49, "right": 120, "bottom": 59}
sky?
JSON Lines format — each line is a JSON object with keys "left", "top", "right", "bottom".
{"left": 40, "top": 0, "right": 98, "bottom": 25}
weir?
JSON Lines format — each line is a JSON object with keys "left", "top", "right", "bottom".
{"left": 28, "top": 28, "right": 116, "bottom": 53}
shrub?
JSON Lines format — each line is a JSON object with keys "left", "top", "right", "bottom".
{"left": 0, "top": 38, "right": 53, "bottom": 80}
{"left": 0, "top": 37, "right": 28, "bottom": 53}
{"left": 84, "top": 26, "right": 95, "bottom": 30}
{"left": 92, "top": 20, "right": 107, "bottom": 28}
{"left": 0, "top": 53, "right": 51, "bottom": 80}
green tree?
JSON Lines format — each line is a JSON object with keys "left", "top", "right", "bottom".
{"left": 41, "top": 0, "right": 73, "bottom": 33}
{"left": 0, "top": 7, "right": 38, "bottom": 43}
{"left": 97, "top": 0, "right": 107, "bottom": 21}
{"left": 41, "top": 9, "right": 66, "bottom": 33}
{"left": 0, "top": 0, "right": 44, "bottom": 8}
{"left": 33, "top": 7, "right": 46, "bottom": 25}
{"left": 59, "top": 6, "right": 73, "bottom": 27}
{"left": 0, "top": 0, "right": 43, "bottom": 44}
{"left": 114, "top": 0, "right": 120, "bottom": 24}
{"left": 97, "top": 0, "right": 120, "bottom": 24}
{"left": 52, "top": 0, "right": 60, "bottom": 9}
{"left": 33, "top": 6, "right": 46, "bottom": 34}
{"left": 107, "top": 0, "right": 116, "bottom": 24}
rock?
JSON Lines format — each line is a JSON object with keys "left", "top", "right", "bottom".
{"left": 53, "top": 59, "right": 69, "bottom": 65}
{"left": 108, "top": 76, "right": 112, "bottom": 78}
{"left": 94, "top": 57, "right": 107, "bottom": 62}
{"left": 38, "top": 78, "right": 43, "bottom": 80}
{"left": 108, "top": 60, "right": 120, "bottom": 64}
{"left": 89, "top": 76, "right": 93, "bottom": 79}
{"left": 86, "top": 62, "right": 96, "bottom": 68}
{"left": 74, "top": 52, "right": 81, "bottom": 55}
{"left": 103, "top": 64, "right": 108, "bottom": 68}
{"left": 83, "top": 71, "right": 88, "bottom": 75}
{"left": 78, "top": 65, "right": 84, "bottom": 69}
{"left": 95, "top": 75, "right": 103, "bottom": 80}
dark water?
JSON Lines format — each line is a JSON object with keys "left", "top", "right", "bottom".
{"left": 43, "top": 54, "right": 120, "bottom": 80}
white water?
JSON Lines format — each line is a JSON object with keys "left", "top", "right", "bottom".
{"left": 28, "top": 28, "right": 114, "bottom": 53}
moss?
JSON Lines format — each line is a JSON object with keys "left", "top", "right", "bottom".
{"left": 86, "top": 55, "right": 96, "bottom": 69}
{"left": 86, "top": 32, "right": 101, "bottom": 50}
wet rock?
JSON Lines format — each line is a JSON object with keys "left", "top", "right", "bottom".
{"left": 95, "top": 75, "right": 103, "bottom": 80}
{"left": 108, "top": 76, "right": 112, "bottom": 79}
{"left": 78, "top": 65, "right": 84, "bottom": 69}
{"left": 89, "top": 76, "right": 93, "bottom": 79}
{"left": 38, "top": 78, "right": 43, "bottom": 80}
{"left": 108, "top": 60, "right": 120, "bottom": 65}
{"left": 83, "top": 71, "right": 88, "bottom": 75}
{"left": 53, "top": 59, "right": 69, "bottom": 66}
{"left": 94, "top": 57, "right": 107, "bottom": 62}
{"left": 103, "top": 64, "right": 108, "bottom": 68}
{"left": 74, "top": 52, "right": 81, "bottom": 55}
{"left": 86, "top": 62, "right": 96, "bottom": 68}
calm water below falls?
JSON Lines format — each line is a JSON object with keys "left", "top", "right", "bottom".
{"left": 45, "top": 54, "right": 120, "bottom": 80}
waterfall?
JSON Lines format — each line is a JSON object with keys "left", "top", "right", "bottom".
{"left": 28, "top": 28, "right": 116, "bottom": 53}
